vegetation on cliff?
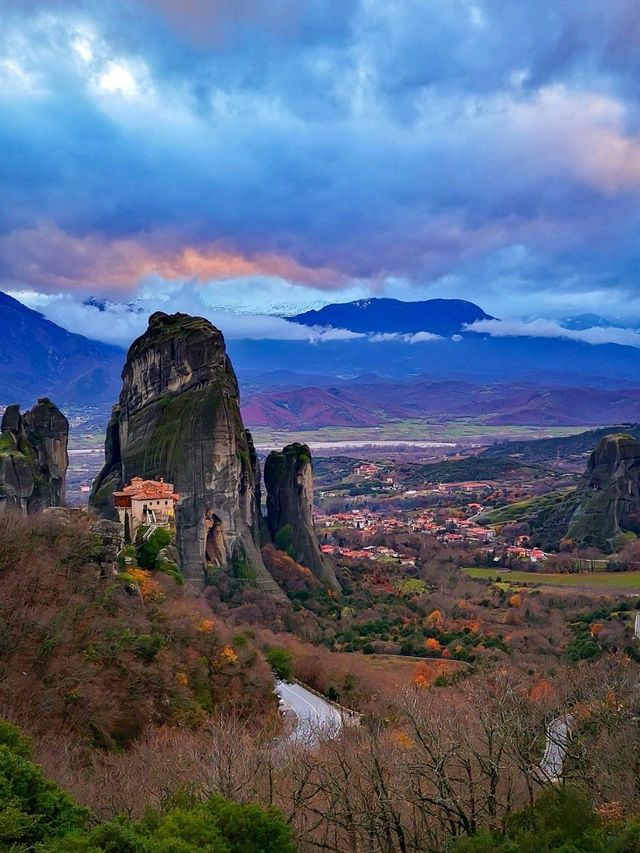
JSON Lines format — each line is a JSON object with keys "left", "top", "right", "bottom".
{"left": 454, "top": 786, "right": 640, "bottom": 852}
{"left": 0, "top": 514, "right": 276, "bottom": 748}
{"left": 479, "top": 433, "right": 640, "bottom": 553}
{"left": 264, "top": 442, "right": 340, "bottom": 590}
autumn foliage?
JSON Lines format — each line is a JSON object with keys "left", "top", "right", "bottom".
{"left": 261, "top": 544, "right": 321, "bottom": 593}
{"left": 0, "top": 513, "right": 276, "bottom": 748}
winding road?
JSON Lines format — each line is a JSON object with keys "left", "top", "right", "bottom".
{"left": 275, "top": 680, "right": 344, "bottom": 744}
{"left": 540, "top": 715, "right": 573, "bottom": 780}
{"left": 276, "top": 680, "right": 576, "bottom": 779}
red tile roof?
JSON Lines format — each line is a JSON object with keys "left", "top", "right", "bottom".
{"left": 113, "top": 478, "right": 179, "bottom": 502}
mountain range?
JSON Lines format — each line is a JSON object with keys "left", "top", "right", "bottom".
{"left": 5, "top": 291, "right": 640, "bottom": 430}
{"left": 240, "top": 379, "right": 640, "bottom": 429}
{"left": 0, "top": 291, "right": 123, "bottom": 407}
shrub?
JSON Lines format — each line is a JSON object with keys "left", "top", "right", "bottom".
{"left": 0, "top": 720, "right": 294, "bottom": 853}
{"left": 452, "top": 786, "right": 614, "bottom": 852}
{"left": 274, "top": 525, "right": 294, "bottom": 558}
{"left": 0, "top": 722, "right": 88, "bottom": 849}
{"left": 41, "top": 796, "right": 296, "bottom": 853}
{"left": 133, "top": 632, "right": 166, "bottom": 662}
{"left": 137, "top": 527, "right": 172, "bottom": 570}
{"left": 265, "top": 646, "right": 294, "bottom": 682}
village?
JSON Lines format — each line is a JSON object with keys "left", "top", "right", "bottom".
{"left": 315, "top": 504, "right": 549, "bottom": 565}
{"left": 314, "top": 456, "right": 552, "bottom": 566}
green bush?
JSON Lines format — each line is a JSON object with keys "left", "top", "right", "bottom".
{"left": 137, "top": 528, "right": 172, "bottom": 570}
{"left": 133, "top": 633, "right": 166, "bottom": 663}
{"left": 0, "top": 719, "right": 295, "bottom": 853}
{"left": 274, "top": 525, "right": 294, "bottom": 558}
{"left": 452, "top": 786, "right": 637, "bottom": 852}
{"left": 0, "top": 723, "right": 88, "bottom": 849}
{"left": 265, "top": 646, "right": 294, "bottom": 682}
{"left": 40, "top": 797, "right": 296, "bottom": 853}
{"left": 0, "top": 719, "right": 33, "bottom": 759}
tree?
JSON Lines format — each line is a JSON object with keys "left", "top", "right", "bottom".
{"left": 137, "top": 527, "right": 172, "bottom": 570}
{"left": 0, "top": 720, "right": 294, "bottom": 853}
{"left": 0, "top": 721, "right": 88, "bottom": 849}
{"left": 42, "top": 798, "right": 296, "bottom": 853}
{"left": 265, "top": 646, "right": 294, "bottom": 682}
{"left": 452, "top": 786, "right": 623, "bottom": 852}
{"left": 274, "top": 525, "right": 294, "bottom": 558}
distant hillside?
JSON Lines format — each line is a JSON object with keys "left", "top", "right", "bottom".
{"left": 228, "top": 334, "right": 640, "bottom": 386}
{"left": 480, "top": 432, "right": 640, "bottom": 552}
{"left": 477, "top": 489, "right": 579, "bottom": 547}
{"left": 291, "top": 297, "right": 493, "bottom": 335}
{"left": 482, "top": 424, "right": 640, "bottom": 463}
{"left": 395, "top": 455, "right": 550, "bottom": 486}
{"left": 241, "top": 385, "right": 383, "bottom": 428}
{"left": 241, "top": 378, "right": 640, "bottom": 429}
{"left": 0, "top": 291, "right": 124, "bottom": 406}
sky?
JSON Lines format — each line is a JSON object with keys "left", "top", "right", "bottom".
{"left": 2, "top": 0, "right": 640, "bottom": 346}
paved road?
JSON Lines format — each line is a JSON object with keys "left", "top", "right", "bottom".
{"left": 540, "top": 715, "right": 573, "bottom": 780}
{"left": 275, "top": 680, "right": 343, "bottom": 744}
{"left": 635, "top": 612, "right": 640, "bottom": 640}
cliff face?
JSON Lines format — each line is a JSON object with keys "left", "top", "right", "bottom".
{"left": 90, "top": 311, "right": 279, "bottom": 591}
{"left": 566, "top": 433, "right": 640, "bottom": 550}
{"left": 264, "top": 442, "right": 340, "bottom": 590}
{"left": 0, "top": 399, "right": 69, "bottom": 512}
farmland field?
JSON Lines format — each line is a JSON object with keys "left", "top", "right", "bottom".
{"left": 464, "top": 567, "right": 640, "bottom": 591}
{"left": 249, "top": 420, "right": 591, "bottom": 452}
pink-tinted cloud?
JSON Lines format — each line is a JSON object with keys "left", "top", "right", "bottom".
{"left": 0, "top": 226, "right": 346, "bottom": 292}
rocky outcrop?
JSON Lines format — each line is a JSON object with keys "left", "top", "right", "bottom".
{"left": 90, "top": 311, "right": 280, "bottom": 592}
{"left": 264, "top": 443, "right": 340, "bottom": 590}
{"left": 566, "top": 433, "right": 640, "bottom": 550}
{"left": 0, "top": 399, "right": 68, "bottom": 513}
{"left": 90, "top": 519, "right": 123, "bottom": 578}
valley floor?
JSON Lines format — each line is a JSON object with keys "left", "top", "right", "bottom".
{"left": 465, "top": 567, "right": 640, "bottom": 592}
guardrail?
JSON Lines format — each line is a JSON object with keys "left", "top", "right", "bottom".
{"left": 292, "top": 679, "right": 362, "bottom": 724}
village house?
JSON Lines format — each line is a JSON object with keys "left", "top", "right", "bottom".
{"left": 354, "top": 462, "right": 380, "bottom": 479}
{"left": 113, "top": 477, "right": 179, "bottom": 537}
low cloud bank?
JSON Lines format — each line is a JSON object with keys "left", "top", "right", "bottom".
{"left": 11, "top": 289, "right": 364, "bottom": 348}
{"left": 466, "top": 317, "right": 640, "bottom": 348}
{"left": 13, "top": 289, "right": 640, "bottom": 351}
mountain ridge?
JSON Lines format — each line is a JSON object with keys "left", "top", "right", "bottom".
{"left": 291, "top": 297, "right": 494, "bottom": 335}
{"left": 0, "top": 291, "right": 124, "bottom": 406}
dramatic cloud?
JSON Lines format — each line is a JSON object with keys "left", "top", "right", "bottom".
{"left": 467, "top": 318, "right": 640, "bottom": 348}
{"left": 2, "top": 0, "right": 640, "bottom": 320}
{"left": 10, "top": 287, "right": 365, "bottom": 347}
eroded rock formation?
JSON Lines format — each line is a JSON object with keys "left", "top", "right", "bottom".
{"left": 90, "top": 518, "right": 123, "bottom": 578}
{"left": 90, "top": 311, "right": 280, "bottom": 591}
{"left": 0, "top": 399, "right": 68, "bottom": 512}
{"left": 264, "top": 442, "right": 340, "bottom": 590}
{"left": 567, "top": 433, "right": 640, "bottom": 550}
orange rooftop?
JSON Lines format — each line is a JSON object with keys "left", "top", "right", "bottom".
{"left": 113, "top": 477, "right": 179, "bottom": 531}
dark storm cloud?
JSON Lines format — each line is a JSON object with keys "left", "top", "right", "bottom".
{"left": 1, "top": 0, "right": 640, "bottom": 320}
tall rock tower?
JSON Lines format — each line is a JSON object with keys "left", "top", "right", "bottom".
{"left": 264, "top": 442, "right": 340, "bottom": 590}
{"left": 90, "top": 311, "right": 279, "bottom": 592}
{"left": 0, "top": 399, "right": 69, "bottom": 513}
{"left": 567, "top": 432, "right": 640, "bottom": 550}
